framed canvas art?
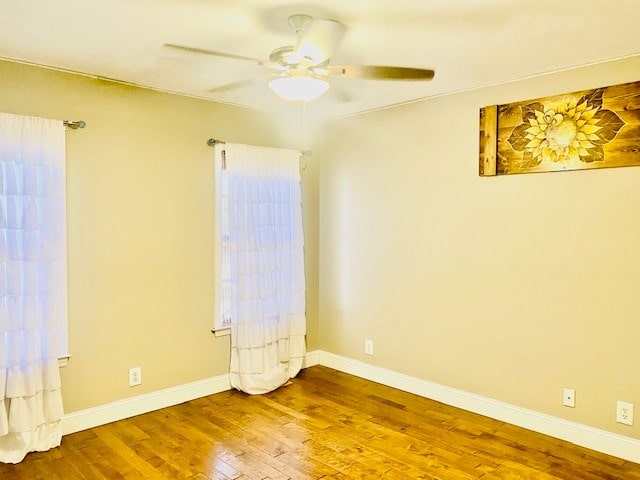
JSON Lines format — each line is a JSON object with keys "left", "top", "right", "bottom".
{"left": 480, "top": 80, "right": 640, "bottom": 176}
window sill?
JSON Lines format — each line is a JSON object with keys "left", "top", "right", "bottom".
{"left": 59, "top": 355, "right": 71, "bottom": 367}
{"left": 211, "top": 328, "right": 230, "bottom": 337}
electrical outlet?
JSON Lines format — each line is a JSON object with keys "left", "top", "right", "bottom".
{"left": 616, "top": 401, "right": 634, "bottom": 426}
{"left": 129, "top": 366, "right": 142, "bottom": 387}
{"left": 563, "top": 388, "right": 575, "bottom": 408}
{"left": 365, "top": 339, "right": 374, "bottom": 355}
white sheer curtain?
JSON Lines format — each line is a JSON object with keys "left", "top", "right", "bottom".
{"left": 0, "top": 113, "right": 66, "bottom": 464}
{"left": 216, "top": 143, "right": 306, "bottom": 395}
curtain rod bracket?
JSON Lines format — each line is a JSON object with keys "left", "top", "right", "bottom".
{"left": 208, "top": 138, "right": 225, "bottom": 146}
{"left": 64, "top": 120, "right": 86, "bottom": 129}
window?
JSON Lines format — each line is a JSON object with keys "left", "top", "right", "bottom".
{"left": 0, "top": 113, "right": 68, "bottom": 361}
{"left": 211, "top": 142, "right": 306, "bottom": 393}
{"left": 214, "top": 147, "right": 231, "bottom": 330}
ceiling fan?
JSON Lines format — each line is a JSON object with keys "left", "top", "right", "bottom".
{"left": 164, "top": 14, "right": 435, "bottom": 102}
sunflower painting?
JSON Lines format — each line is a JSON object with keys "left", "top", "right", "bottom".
{"left": 479, "top": 80, "right": 640, "bottom": 176}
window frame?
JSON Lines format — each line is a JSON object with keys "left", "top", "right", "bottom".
{"left": 213, "top": 145, "right": 231, "bottom": 333}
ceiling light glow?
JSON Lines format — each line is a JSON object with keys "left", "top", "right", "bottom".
{"left": 269, "top": 75, "right": 329, "bottom": 101}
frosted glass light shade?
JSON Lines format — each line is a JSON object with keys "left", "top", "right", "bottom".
{"left": 269, "top": 75, "right": 330, "bottom": 101}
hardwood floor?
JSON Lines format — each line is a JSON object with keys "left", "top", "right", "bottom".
{"left": 1, "top": 365, "right": 639, "bottom": 479}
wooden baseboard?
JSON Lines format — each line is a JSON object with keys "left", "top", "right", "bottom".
{"left": 61, "top": 349, "right": 640, "bottom": 464}
{"left": 61, "top": 351, "right": 322, "bottom": 435}
{"left": 61, "top": 374, "right": 231, "bottom": 435}
{"left": 317, "top": 350, "right": 640, "bottom": 464}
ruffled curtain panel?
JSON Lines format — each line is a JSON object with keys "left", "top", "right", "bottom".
{"left": 218, "top": 143, "right": 306, "bottom": 395}
{"left": 0, "top": 113, "right": 66, "bottom": 463}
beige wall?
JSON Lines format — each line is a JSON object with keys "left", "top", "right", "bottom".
{"left": 319, "top": 56, "right": 640, "bottom": 438}
{"left": 0, "top": 60, "right": 319, "bottom": 412}
{"left": 3, "top": 51, "right": 639, "bottom": 440}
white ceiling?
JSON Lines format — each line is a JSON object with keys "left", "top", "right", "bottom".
{"left": 1, "top": 0, "right": 639, "bottom": 120}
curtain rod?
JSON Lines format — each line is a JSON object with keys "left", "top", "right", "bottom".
{"left": 64, "top": 120, "right": 86, "bottom": 130}
{"left": 206, "top": 138, "right": 310, "bottom": 168}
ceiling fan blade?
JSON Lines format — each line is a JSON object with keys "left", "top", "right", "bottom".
{"left": 296, "top": 19, "right": 345, "bottom": 65}
{"left": 327, "top": 65, "right": 435, "bottom": 81}
{"left": 208, "top": 75, "right": 278, "bottom": 94}
{"left": 164, "top": 43, "right": 266, "bottom": 64}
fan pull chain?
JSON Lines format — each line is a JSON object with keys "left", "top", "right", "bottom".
{"left": 298, "top": 100, "right": 307, "bottom": 155}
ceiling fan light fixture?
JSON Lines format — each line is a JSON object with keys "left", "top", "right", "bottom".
{"left": 268, "top": 74, "right": 329, "bottom": 101}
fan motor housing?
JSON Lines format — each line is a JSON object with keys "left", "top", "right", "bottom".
{"left": 269, "top": 46, "right": 297, "bottom": 65}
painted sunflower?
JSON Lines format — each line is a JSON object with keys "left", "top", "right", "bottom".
{"left": 507, "top": 88, "right": 625, "bottom": 170}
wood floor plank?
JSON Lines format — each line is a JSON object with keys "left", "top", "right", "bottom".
{"left": 1, "top": 365, "right": 639, "bottom": 479}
